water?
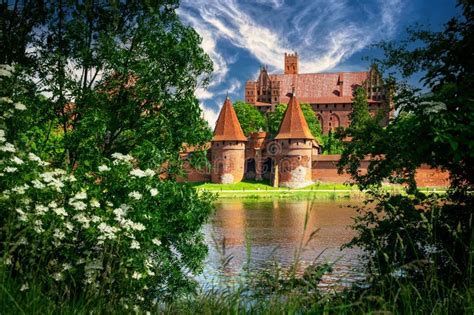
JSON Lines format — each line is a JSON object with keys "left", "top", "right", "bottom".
{"left": 198, "top": 198, "right": 365, "bottom": 290}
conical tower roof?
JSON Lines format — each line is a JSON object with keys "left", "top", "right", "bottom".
{"left": 274, "top": 90, "right": 314, "bottom": 140}
{"left": 212, "top": 96, "right": 247, "bottom": 142}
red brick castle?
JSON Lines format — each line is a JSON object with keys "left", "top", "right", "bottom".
{"left": 245, "top": 53, "right": 391, "bottom": 133}
{"left": 178, "top": 53, "right": 447, "bottom": 188}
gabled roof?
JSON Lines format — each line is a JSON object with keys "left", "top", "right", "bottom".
{"left": 212, "top": 97, "right": 247, "bottom": 142}
{"left": 275, "top": 92, "right": 314, "bottom": 140}
{"left": 268, "top": 71, "right": 369, "bottom": 102}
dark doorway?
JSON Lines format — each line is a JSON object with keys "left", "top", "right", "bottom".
{"left": 245, "top": 158, "right": 256, "bottom": 179}
{"left": 262, "top": 157, "right": 274, "bottom": 181}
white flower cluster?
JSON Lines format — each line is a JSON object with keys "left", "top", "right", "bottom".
{"left": 128, "top": 191, "right": 142, "bottom": 200}
{"left": 0, "top": 64, "right": 14, "bottom": 77}
{"left": 112, "top": 152, "right": 133, "bottom": 165}
{"left": 0, "top": 129, "right": 5, "bottom": 143}
{"left": 130, "top": 168, "right": 155, "bottom": 178}
{"left": 1, "top": 128, "right": 166, "bottom": 303}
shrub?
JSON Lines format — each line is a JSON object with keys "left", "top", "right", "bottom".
{"left": 0, "top": 65, "right": 214, "bottom": 311}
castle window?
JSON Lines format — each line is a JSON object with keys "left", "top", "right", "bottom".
{"left": 325, "top": 104, "right": 328, "bottom": 108}
{"left": 224, "top": 155, "right": 227, "bottom": 159}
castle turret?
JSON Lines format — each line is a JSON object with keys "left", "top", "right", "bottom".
{"left": 211, "top": 96, "right": 247, "bottom": 184}
{"left": 284, "top": 52, "right": 298, "bottom": 75}
{"left": 274, "top": 89, "right": 314, "bottom": 188}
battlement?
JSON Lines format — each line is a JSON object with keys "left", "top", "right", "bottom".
{"left": 284, "top": 52, "right": 298, "bottom": 75}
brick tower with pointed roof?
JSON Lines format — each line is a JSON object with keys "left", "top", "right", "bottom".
{"left": 211, "top": 96, "right": 247, "bottom": 184}
{"left": 274, "top": 89, "right": 315, "bottom": 188}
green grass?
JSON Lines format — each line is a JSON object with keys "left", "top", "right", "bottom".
{"left": 190, "top": 180, "right": 356, "bottom": 191}
{"left": 188, "top": 180, "right": 447, "bottom": 199}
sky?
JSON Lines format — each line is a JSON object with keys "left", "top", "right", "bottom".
{"left": 178, "top": 0, "right": 461, "bottom": 128}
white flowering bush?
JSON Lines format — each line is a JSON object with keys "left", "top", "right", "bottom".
{"left": 0, "top": 65, "right": 214, "bottom": 309}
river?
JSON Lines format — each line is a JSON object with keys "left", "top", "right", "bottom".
{"left": 197, "top": 198, "right": 365, "bottom": 290}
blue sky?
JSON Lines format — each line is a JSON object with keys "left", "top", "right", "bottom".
{"left": 178, "top": 0, "right": 460, "bottom": 127}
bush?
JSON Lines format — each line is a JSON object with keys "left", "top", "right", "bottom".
{"left": 0, "top": 66, "right": 214, "bottom": 311}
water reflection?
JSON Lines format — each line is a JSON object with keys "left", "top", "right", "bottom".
{"left": 199, "top": 198, "right": 365, "bottom": 289}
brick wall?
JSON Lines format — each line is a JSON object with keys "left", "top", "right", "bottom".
{"left": 312, "top": 155, "right": 449, "bottom": 187}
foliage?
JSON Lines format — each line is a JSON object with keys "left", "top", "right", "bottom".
{"left": 233, "top": 100, "right": 266, "bottom": 136}
{"left": 338, "top": 0, "right": 474, "bottom": 292}
{"left": 6, "top": 0, "right": 213, "bottom": 171}
{"left": 350, "top": 87, "right": 372, "bottom": 130}
{"left": 266, "top": 103, "right": 322, "bottom": 143}
{"left": 0, "top": 0, "right": 216, "bottom": 310}
{"left": 0, "top": 67, "right": 215, "bottom": 310}
{"left": 321, "top": 130, "right": 344, "bottom": 154}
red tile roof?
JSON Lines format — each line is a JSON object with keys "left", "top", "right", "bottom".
{"left": 212, "top": 97, "right": 247, "bottom": 142}
{"left": 275, "top": 92, "right": 314, "bottom": 140}
{"left": 269, "top": 71, "right": 369, "bottom": 102}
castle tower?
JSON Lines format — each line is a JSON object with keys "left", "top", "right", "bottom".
{"left": 284, "top": 52, "right": 298, "bottom": 75}
{"left": 274, "top": 89, "right": 314, "bottom": 188}
{"left": 211, "top": 96, "right": 247, "bottom": 184}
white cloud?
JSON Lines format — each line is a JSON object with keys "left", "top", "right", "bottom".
{"left": 179, "top": 10, "right": 228, "bottom": 87}
{"left": 195, "top": 87, "right": 213, "bottom": 100}
{"left": 180, "top": 0, "right": 405, "bottom": 74}
{"left": 200, "top": 103, "right": 219, "bottom": 129}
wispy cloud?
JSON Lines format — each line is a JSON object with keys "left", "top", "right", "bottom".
{"left": 179, "top": 0, "right": 405, "bottom": 125}
{"left": 181, "top": 0, "right": 404, "bottom": 73}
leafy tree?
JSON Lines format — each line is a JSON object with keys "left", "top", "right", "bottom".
{"left": 233, "top": 100, "right": 266, "bottom": 135}
{"left": 350, "top": 87, "right": 372, "bottom": 130}
{"left": 321, "top": 131, "right": 343, "bottom": 155}
{"left": 0, "top": 0, "right": 46, "bottom": 66}
{"left": 10, "top": 1, "right": 213, "bottom": 172}
{"left": 267, "top": 103, "right": 322, "bottom": 143}
{"left": 0, "top": 0, "right": 216, "bottom": 307}
{"left": 339, "top": 0, "right": 474, "bottom": 289}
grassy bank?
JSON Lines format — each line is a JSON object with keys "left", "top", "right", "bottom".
{"left": 189, "top": 180, "right": 446, "bottom": 199}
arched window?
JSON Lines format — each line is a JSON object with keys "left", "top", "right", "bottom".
{"left": 330, "top": 113, "right": 340, "bottom": 131}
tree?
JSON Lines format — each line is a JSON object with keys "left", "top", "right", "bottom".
{"left": 11, "top": 1, "right": 213, "bottom": 172}
{"left": 233, "top": 100, "right": 266, "bottom": 136}
{"left": 266, "top": 103, "right": 322, "bottom": 143}
{"left": 321, "top": 130, "right": 344, "bottom": 155}
{"left": 0, "top": 0, "right": 215, "bottom": 307}
{"left": 350, "top": 87, "right": 372, "bottom": 130}
{"left": 338, "top": 0, "right": 474, "bottom": 289}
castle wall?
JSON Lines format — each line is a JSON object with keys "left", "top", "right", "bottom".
{"left": 312, "top": 155, "right": 449, "bottom": 187}
{"left": 211, "top": 141, "right": 246, "bottom": 184}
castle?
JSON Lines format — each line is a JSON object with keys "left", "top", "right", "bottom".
{"left": 208, "top": 91, "right": 318, "bottom": 188}
{"left": 245, "top": 53, "right": 391, "bottom": 133}
{"left": 179, "top": 53, "right": 447, "bottom": 188}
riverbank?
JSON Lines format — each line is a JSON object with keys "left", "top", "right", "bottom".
{"left": 190, "top": 181, "right": 446, "bottom": 199}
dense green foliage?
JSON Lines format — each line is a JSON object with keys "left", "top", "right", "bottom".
{"left": 0, "top": 0, "right": 215, "bottom": 310}
{"left": 321, "top": 130, "right": 344, "bottom": 155}
{"left": 350, "top": 87, "right": 372, "bottom": 130}
{"left": 233, "top": 101, "right": 266, "bottom": 135}
{"left": 338, "top": 0, "right": 473, "bottom": 301}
